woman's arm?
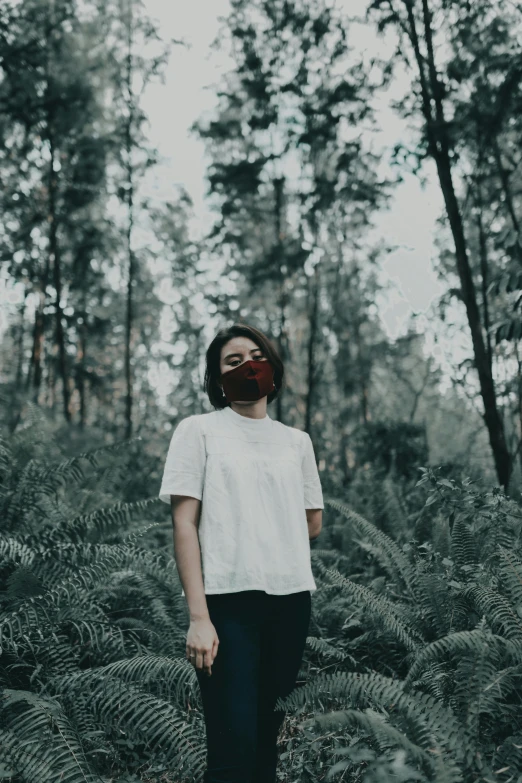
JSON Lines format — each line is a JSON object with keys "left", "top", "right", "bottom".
{"left": 306, "top": 508, "right": 322, "bottom": 540}
{"left": 170, "top": 495, "right": 209, "bottom": 620}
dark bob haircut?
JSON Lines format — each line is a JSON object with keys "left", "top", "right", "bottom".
{"left": 204, "top": 323, "right": 285, "bottom": 410}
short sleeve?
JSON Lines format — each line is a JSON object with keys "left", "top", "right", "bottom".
{"left": 301, "top": 432, "right": 324, "bottom": 510}
{"left": 158, "top": 416, "right": 206, "bottom": 504}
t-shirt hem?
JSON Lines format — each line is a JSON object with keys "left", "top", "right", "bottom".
{"left": 192, "top": 582, "right": 317, "bottom": 595}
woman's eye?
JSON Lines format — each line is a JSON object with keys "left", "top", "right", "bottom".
{"left": 230, "top": 355, "right": 263, "bottom": 366}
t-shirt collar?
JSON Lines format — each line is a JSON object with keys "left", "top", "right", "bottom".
{"left": 222, "top": 405, "right": 271, "bottom": 425}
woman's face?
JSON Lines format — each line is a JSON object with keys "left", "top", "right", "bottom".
{"left": 219, "top": 337, "right": 267, "bottom": 383}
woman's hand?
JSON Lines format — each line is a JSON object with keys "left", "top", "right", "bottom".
{"left": 186, "top": 618, "right": 219, "bottom": 676}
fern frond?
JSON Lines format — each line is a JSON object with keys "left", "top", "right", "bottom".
{"left": 37, "top": 436, "right": 144, "bottom": 487}
{"left": 464, "top": 585, "right": 522, "bottom": 640}
{"left": 412, "top": 662, "right": 451, "bottom": 702}
{"left": 0, "top": 434, "right": 12, "bottom": 476}
{"left": 497, "top": 547, "right": 522, "bottom": 610}
{"left": 325, "top": 499, "right": 417, "bottom": 596}
{"left": 345, "top": 631, "right": 374, "bottom": 648}
{"left": 306, "top": 636, "right": 357, "bottom": 666}
{"left": 8, "top": 402, "right": 54, "bottom": 453}
{"left": 484, "top": 522, "right": 518, "bottom": 560}
{"left": 381, "top": 476, "right": 410, "bottom": 540}
{"left": 322, "top": 565, "right": 423, "bottom": 651}
{"left": 414, "top": 569, "right": 452, "bottom": 639}
{"left": 491, "top": 732, "right": 522, "bottom": 780}
{"left": 0, "top": 536, "right": 36, "bottom": 567}
{"left": 453, "top": 645, "right": 509, "bottom": 739}
{"left": 47, "top": 500, "right": 159, "bottom": 544}
{"left": 2, "top": 458, "right": 42, "bottom": 529}
{"left": 0, "top": 545, "right": 180, "bottom": 654}
{"left": 276, "top": 670, "right": 472, "bottom": 768}
{"left": 405, "top": 629, "right": 507, "bottom": 686}
{"left": 43, "top": 670, "right": 205, "bottom": 776}
{"left": 2, "top": 435, "right": 143, "bottom": 530}
{"left": 0, "top": 689, "right": 102, "bottom": 783}
{"left": 310, "top": 548, "right": 357, "bottom": 571}
{"left": 28, "top": 541, "right": 179, "bottom": 593}
{"left": 70, "top": 653, "right": 200, "bottom": 709}
{"left": 449, "top": 592, "right": 475, "bottom": 631}
{"left": 302, "top": 707, "right": 434, "bottom": 767}
{"left": 451, "top": 516, "right": 477, "bottom": 567}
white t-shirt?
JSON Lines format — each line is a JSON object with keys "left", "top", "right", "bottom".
{"left": 158, "top": 405, "right": 324, "bottom": 596}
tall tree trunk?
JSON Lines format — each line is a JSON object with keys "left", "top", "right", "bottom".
{"left": 474, "top": 174, "right": 493, "bottom": 370}
{"left": 515, "top": 342, "right": 522, "bottom": 476}
{"left": 124, "top": 0, "right": 135, "bottom": 440}
{"left": 9, "top": 293, "right": 27, "bottom": 432}
{"left": 78, "top": 290, "right": 87, "bottom": 432}
{"left": 45, "top": 0, "right": 70, "bottom": 421}
{"left": 403, "top": 0, "right": 511, "bottom": 489}
{"left": 274, "top": 175, "right": 287, "bottom": 423}
{"left": 354, "top": 320, "right": 369, "bottom": 425}
{"left": 28, "top": 217, "right": 52, "bottom": 403}
{"left": 48, "top": 127, "right": 70, "bottom": 421}
{"left": 304, "top": 261, "right": 320, "bottom": 437}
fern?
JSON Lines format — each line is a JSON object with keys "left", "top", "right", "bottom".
{"left": 319, "top": 563, "right": 423, "bottom": 651}
{"left": 41, "top": 670, "right": 205, "bottom": 774}
{"left": 491, "top": 732, "right": 522, "bottom": 780}
{"left": 276, "top": 670, "right": 475, "bottom": 772}
{"left": 306, "top": 635, "right": 358, "bottom": 666}
{"left": 0, "top": 414, "right": 210, "bottom": 782}
{"left": 3, "top": 410, "right": 522, "bottom": 782}
{"left": 0, "top": 690, "right": 103, "bottom": 783}
{"left": 405, "top": 628, "right": 522, "bottom": 686}
{"left": 306, "top": 707, "right": 449, "bottom": 778}
{"left": 497, "top": 547, "right": 522, "bottom": 610}
{"left": 325, "top": 498, "right": 417, "bottom": 597}
{"left": 463, "top": 584, "right": 522, "bottom": 640}
{"left": 414, "top": 569, "right": 453, "bottom": 639}
{"left": 306, "top": 473, "right": 522, "bottom": 781}
{"left": 72, "top": 654, "right": 200, "bottom": 709}
{"left": 381, "top": 475, "right": 411, "bottom": 541}
{"left": 450, "top": 516, "right": 477, "bottom": 568}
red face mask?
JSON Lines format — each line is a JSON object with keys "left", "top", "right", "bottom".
{"left": 221, "top": 359, "right": 275, "bottom": 403}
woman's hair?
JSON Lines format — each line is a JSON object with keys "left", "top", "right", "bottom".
{"left": 204, "top": 322, "right": 285, "bottom": 410}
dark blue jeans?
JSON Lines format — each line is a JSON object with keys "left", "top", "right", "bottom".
{"left": 195, "top": 589, "right": 312, "bottom": 783}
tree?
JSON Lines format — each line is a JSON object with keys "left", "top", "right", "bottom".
{"left": 95, "top": 0, "right": 171, "bottom": 438}
{"left": 193, "top": 0, "right": 395, "bottom": 431}
{"left": 366, "top": 0, "right": 521, "bottom": 490}
{"left": 0, "top": 0, "right": 109, "bottom": 423}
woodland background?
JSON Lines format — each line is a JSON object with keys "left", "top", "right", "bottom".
{"left": 1, "top": 1, "right": 522, "bottom": 782}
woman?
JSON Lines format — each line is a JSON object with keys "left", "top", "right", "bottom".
{"left": 158, "top": 323, "right": 324, "bottom": 783}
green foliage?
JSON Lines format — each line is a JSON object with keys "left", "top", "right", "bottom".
{"left": 352, "top": 421, "right": 429, "bottom": 481}
{"left": 0, "top": 419, "right": 204, "bottom": 783}
{"left": 277, "top": 468, "right": 522, "bottom": 782}
{"left": 3, "top": 425, "right": 522, "bottom": 783}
